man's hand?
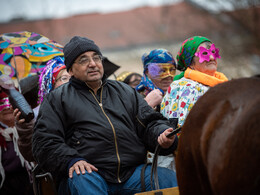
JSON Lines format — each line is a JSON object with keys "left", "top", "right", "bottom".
{"left": 13, "top": 108, "right": 25, "bottom": 124}
{"left": 69, "top": 160, "right": 98, "bottom": 178}
{"left": 157, "top": 128, "right": 176, "bottom": 149}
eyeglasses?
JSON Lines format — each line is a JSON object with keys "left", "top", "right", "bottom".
{"left": 56, "top": 75, "right": 71, "bottom": 83}
{"left": 75, "top": 55, "right": 103, "bottom": 66}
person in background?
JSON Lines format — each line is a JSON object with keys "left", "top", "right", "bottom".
{"left": 32, "top": 36, "right": 178, "bottom": 195}
{"left": 136, "top": 49, "right": 176, "bottom": 111}
{"left": 0, "top": 91, "right": 34, "bottom": 195}
{"left": 161, "top": 36, "right": 228, "bottom": 128}
{"left": 116, "top": 71, "right": 142, "bottom": 88}
{"left": 14, "top": 56, "right": 70, "bottom": 162}
{"left": 135, "top": 49, "right": 177, "bottom": 171}
{"left": 160, "top": 36, "right": 228, "bottom": 173}
{"left": 37, "top": 56, "right": 71, "bottom": 104}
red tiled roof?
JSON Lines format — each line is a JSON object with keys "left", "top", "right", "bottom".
{"left": 0, "top": 2, "right": 237, "bottom": 50}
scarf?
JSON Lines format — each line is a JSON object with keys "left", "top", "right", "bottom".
{"left": 184, "top": 68, "right": 228, "bottom": 87}
{"left": 142, "top": 48, "right": 176, "bottom": 71}
{"left": 136, "top": 49, "right": 176, "bottom": 95}
{"left": 176, "top": 36, "right": 211, "bottom": 71}
{"left": 173, "top": 72, "right": 185, "bottom": 81}
{"left": 0, "top": 126, "right": 30, "bottom": 188}
{"left": 136, "top": 74, "right": 160, "bottom": 96}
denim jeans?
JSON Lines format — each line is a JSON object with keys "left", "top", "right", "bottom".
{"left": 66, "top": 164, "right": 177, "bottom": 195}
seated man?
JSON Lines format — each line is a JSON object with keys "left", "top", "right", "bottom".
{"left": 32, "top": 36, "right": 178, "bottom": 195}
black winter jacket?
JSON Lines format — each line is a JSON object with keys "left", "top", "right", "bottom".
{"left": 32, "top": 76, "right": 178, "bottom": 184}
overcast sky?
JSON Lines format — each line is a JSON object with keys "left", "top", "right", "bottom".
{"left": 1, "top": 0, "right": 234, "bottom": 23}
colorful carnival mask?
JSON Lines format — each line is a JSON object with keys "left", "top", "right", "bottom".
{"left": 148, "top": 63, "right": 176, "bottom": 79}
{"left": 195, "top": 44, "right": 221, "bottom": 63}
{"left": 0, "top": 97, "right": 11, "bottom": 112}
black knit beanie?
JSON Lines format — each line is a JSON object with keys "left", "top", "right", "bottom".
{"left": 63, "top": 36, "right": 102, "bottom": 71}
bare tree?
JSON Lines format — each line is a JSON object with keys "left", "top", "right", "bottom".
{"left": 187, "top": 0, "right": 260, "bottom": 50}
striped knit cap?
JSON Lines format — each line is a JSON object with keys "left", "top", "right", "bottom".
{"left": 38, "top": 56, "right": 65, "bottom": 103}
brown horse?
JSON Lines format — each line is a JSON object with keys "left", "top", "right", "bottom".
{"left": 176, "top": 76, "right": 260, "bottom": 195}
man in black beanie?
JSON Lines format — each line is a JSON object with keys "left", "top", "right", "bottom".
{"left": 32, "top": 36, "right": 178, "bottom": 195}
{"left": 63, "top": 36, "right": 102, "bottom": 72}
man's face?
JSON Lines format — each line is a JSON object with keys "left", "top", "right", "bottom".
{"left": 69, "top": 51, "right": 104, "bottom": 83}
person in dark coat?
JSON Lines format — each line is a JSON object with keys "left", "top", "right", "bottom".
{"left": 32, "top": 36, "right": 179, "bottom": 195}
{"left": 0, "top": 91, "right": 33, "bottom": 195}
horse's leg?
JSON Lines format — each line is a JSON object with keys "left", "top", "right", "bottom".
{"left": 176, "top": 135, "right": 212, "bottom": 194}
{"left": 176, "top": 105, "right": 214, "bottom": 195}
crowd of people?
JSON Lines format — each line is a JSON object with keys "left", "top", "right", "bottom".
{"left": 0, "top": 35, "right": 228, "bottom": 195}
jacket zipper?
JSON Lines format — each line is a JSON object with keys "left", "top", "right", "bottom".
{"left": 89, "top": 87, "right": 122, "bottom": 183}
{"left": 136, "top": 116, "right": 146, "bottom": 128}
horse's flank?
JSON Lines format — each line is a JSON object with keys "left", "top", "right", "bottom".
{"left": 176, "top": 76, "right": 260, "bottom": 195}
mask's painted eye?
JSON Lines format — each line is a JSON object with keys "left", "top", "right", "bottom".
{"left": 202, "top": 52, "right": 208, "bottom": 55}
{"left": 36, "top": 45, "right": 55, "bottom": 52}
{"left": 212, "top": 50, "right": 216, "bottom": 54}
{"left": 159, "top": 68, "right": 165, "bottom": 73}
